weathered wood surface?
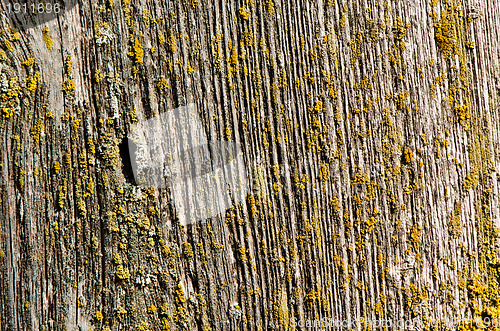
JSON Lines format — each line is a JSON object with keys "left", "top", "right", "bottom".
{"left": 1, "top": 0, "right": 500, "bottom": 329}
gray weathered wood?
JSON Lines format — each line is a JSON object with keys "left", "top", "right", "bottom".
{"left": 1, "top": 0, "right": 500, "bottom": 329}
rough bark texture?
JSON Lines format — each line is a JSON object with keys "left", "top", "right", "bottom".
{"left": 1, "top": 0, "right": 500, "bottom": 330}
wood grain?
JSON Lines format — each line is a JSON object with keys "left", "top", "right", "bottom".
{"left": 0, "top": 0, "right": 499, "bottom": 329}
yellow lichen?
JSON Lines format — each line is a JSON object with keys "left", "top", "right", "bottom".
{"left": 454, "top": 104, "right": 471, "bottom": 128}
{"left": 392, "top": 17, "right": 410, "bottom": 40}
{"left": 187, "top": 61, "right": 194, "bottom": 75}
{"left": 403, "top": 147, "right": 413, "bottom": 164}
{"left": 42, "top": 27, "right": 53, "bottom": 51}
{"left": 239, "top": 6, "right": 250, "bottom": 20}
{"left": 21, "top": 57, "right": 35, "bottom": 67}
{"left": 0, "top": 49, "right": 7, "bottom": 62}
{"left": 58, "top": 184, "right": 67, "bottom": 208}
{"left": 115, "top": 265, "right": 131, "bottom": 279}
{"left": 158, "top": 32, "right": 165, "bottom": 44}
{"left": 95, "top": 311, "right": 103, "bottom": 321}
{"left": 183, "top": 242, "right": 194, "bottom": 259}
{"left": 147, "top": 304, "right": 157, "bottom": 314}
{"left": 230, "top": 46, "right": 238, "bottom": 65}
{"left": 463, "top": 167, "right": 479, "bottom": 191}
{"left": 434, "top": 6, "right": 459, "bottom": 58}
{"left": 167, "top": 29, "right": 176, "bottom": 53}
{"left": 128, "top": 38, "right": 144, "bottom": 64}
{"left": 62, "top": 79, "right": 75, "bottom": 95}
{"left": 25, "top": 71, "right": 41, "bottom": 91}
{"left": 157, "top": 78, "right": 169, "bottom": 90}
{"left": 30, "top": 118, "right": 45, "bottom": 145}
{"left": 94, "top": 69, "right": 104, "bottom": 83}
{"left": 448, "top": 201, "right": 462, "bottom": 238}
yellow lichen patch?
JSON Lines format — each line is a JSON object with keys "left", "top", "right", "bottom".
{"left": 62, "top": 79, "right": 75, "bottom": 95}
{"left": 394, "top": 91, "right": 410, "bottom": 111}
{"left": 21, "top": 57, "right": 35, "bottom": 67}
{"left": 430, "top": 0, "right": 439, "bottom": 20}
{"left": 42, "top": 27, "right": 53, "bottom": 51}
{"left": 468, "top": 275, "right": 486, "bottom": 296}
{"left": 147, "top": 304, "right": 157, "bottom": 314}
{"left": 187, "top": 61, "right": 194, "bottom": 75}
{"left": 94, "top": 69, "right": 104, "bottom": 83}
{"left": 330, "top": 196, "right": 340, "bottom": 215}
{"left": 352, "top": 170, "right": 369, "bottom": 184}
{"left": 182, "top": 242, "right": 194, "bottom": 259}
{"left": 247, "top": 194, "right": 256, "bottom": 217}
{"left": 392, "top": 17, "right": 410, "bottom": 40}
{"left": 230, "top": 46, "right": 238, "bottom": 65}
{"left": 304, "top": 287, "right": 321, "bottom": 310}
{"left": 448, "top": 201, "right": 462, "bottom": 238}
{"left": 409, "top": 224, "right": 422, "bottom": 249}
{"left": 53, "top": 161, "right": 61, "bottom": 173}
{"left": 454, "top": 104, "right": 471, "bottom": 128}
{"left": 95, "top": 310, "right": 103, "bottom": 321}
{"left": 166, "top": 29, "right": 176, "bottom": 53}
{"left": 0, "top": 49, "right": 7, "bottom": 61}
{"left": 58, "top": 184, "right": 67, "bottom": 208}
{"left": 267, "top": 0, "right": 275, "bottom": 18}
{"left": 115, "top": 265, "right": 131, "bottom": 279}
{"left": 403, "top": 147, "right": 413, "bottom": 164}
{"left": 348, "top": 31, "right": 363, "bottom": 68}
{"left": 157, "top": 78, "right": 169, "bottom": 90}
{"left": 142, "top": 9, "right": 152, "bottom": 29}
{"left": 463, "top": 167, "right": 479, "bottom": 191}
{"left": 158, "top": 31, "right": 165, "bottom": 44}
{"left": 77, "top": 199, "right": 87, "bottom": 216}
{"left": 129, "top": 109, "right": 138, "bottom": 122}
{"left": 2, "top": 108, "right": 14, "bottom": 118}
{"left": 65, "top": 55, "right": 73, "bottom": 76}
{"left": 175, "top": 283, "right": 186, "bottom": 306}
{"left": 314, "top": 100, "right": 323, "bottom": 113}
{"left": 434, "top": 6, "right": 460, "bottom": 58}
{"left": 137, "top": 321, "right": 151, "bottom": 331}
{"left": 25, "top": 71, "right": 41, "bottom": 91}
{"left": 365, "top": 217, "right": 378, "bottom": 233}
{"left": 4, "top": 39, "right": 14, "bottom": 51}
{"left": 318, "top": 163, "right": 330, "bottom": 182}
{"left": 239, "top": 6, "right": 250, "bottom": 20}
{"left": 128, "top": 38, "right": 144, "bottom": 64}
{"left": 30, "top": 118, "right": 45, "bottom": 146}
